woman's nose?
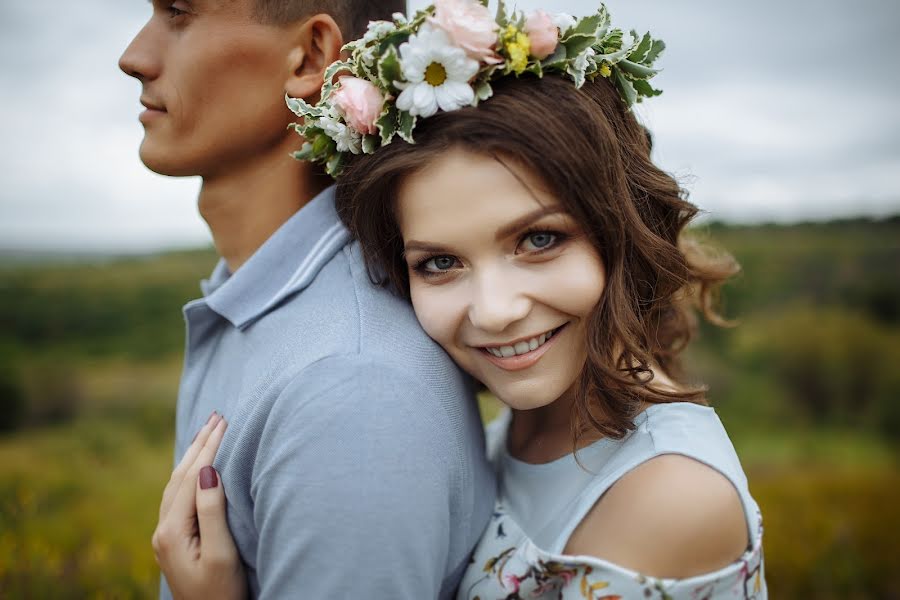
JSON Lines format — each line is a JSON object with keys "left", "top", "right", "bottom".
{"left": 467, "top": 268, "right": 532, "bottom": 334}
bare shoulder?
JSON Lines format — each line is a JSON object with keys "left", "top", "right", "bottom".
{"left": 564, "top": 454, "right": 749, "bottom": 579}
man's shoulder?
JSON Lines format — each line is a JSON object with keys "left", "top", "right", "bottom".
{"left": 269, "top": 239, "right": 454, "bottom": 367}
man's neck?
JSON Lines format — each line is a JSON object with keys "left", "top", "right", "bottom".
{"left": 198, "top": 136, "right": 332, "bottom": 272}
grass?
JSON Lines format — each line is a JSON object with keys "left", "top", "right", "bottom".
{"left": 0, "top": 417, "right": 173, "bottom": 598}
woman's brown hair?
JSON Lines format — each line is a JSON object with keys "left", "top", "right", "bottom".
{"left": 335, "top": 74, "right": 739, "bottom": 443}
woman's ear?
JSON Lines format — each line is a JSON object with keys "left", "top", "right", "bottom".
{"left": 284, "top": 13, "right": 344, "bottom": 101}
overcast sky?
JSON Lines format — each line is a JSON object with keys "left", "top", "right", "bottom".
{"left": 1, "top": 0, "right": 898, "bottom": 252}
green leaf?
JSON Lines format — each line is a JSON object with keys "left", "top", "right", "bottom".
{"left": 324, "top": 60, "right": 353, "bottom": 83}
{"left": 566, "top": 60, "right": 587, "bottom": 89}
{"left": 312, "top": 132, "right": 332, "bottom": 155}
{"left": 644, "top": 39, "right": 666, "bottom": 65}
{"left": 397, "top": 110, "right": 416, "bottom": 144}
{"left": 292, "top": 142, "right": 315, "bottom": 162}
{"left": 408, "top": 6, "right": 434, "bottom": 30}
{"left": 628, "top": 31, "right": 653, "bottom": 64}
{"left": 320, "top": 80, "right": 336, "bottom": 102}
{"left": 378, "top": 30, "right": 411, "bottom": 56}
{"left": 563, "top": 34, "right": 597, "bottom": 58}
{"left": 565, "top": 12, "right": 603, "bottom": 40}
{"left": 614, "top": 69, "right": 637, "bottom": 107}
{"left": 376, "top": 104, "right": 399, "bottom": 145}
{"left": 595, "top": 6, "right": 611, "bottom": 40}
{"left": 599, "top": 28, "right": 624, "bottom": 53}
{"left": 524, "top": 60, "right": 543, "bottom": 77}
{"left": 496, "top": 0, "right": 509, "bottom": 28}
{"left": 618, "top": 59, "right": 659, "bottom": 80}
{"left": 540, "top": 44, "right": 568, "bottom": 70}
{"left": 474, "top": 79, "right": 494, "bottom": 102}
{"left": 325, "top": 152, "right": 343, "bottom": 177}
{"left": 633, "top": 79, "right": 663, "bottom": 100}
{"left": 595, "top": 37, "right": 638, "bottom": 66}
{"left": 378, "top": 45, "right": 403, "bottom": 92}
{"left": 285, "top": 95, "right": 323, "bottom": 119}
{"left": 362, "top": 134, "right": 379, "bottom": 154}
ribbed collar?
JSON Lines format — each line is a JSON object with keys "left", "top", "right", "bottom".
{"left": 199, "top": 186, "right": 350, "bottom": 329}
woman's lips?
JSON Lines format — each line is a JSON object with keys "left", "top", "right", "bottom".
{"left": 477, "top": 323, "right": 568, "bottom": 372}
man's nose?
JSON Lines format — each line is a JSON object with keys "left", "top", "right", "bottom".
{"left": 118, "top": 21, "right": 161, "bottom": 82}
{"left": 467, "top": 268, "right": 532, "bottom": 334}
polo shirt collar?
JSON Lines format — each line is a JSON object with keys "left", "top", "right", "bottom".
{"left": 200, "top": 186, "right": 351, "bottom": 330}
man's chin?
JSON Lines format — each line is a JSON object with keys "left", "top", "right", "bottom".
{"left": 139, "top": 142, "right": 199, "bottom": 177}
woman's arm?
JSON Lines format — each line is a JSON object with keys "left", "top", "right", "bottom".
{"left": 564, "top": 454, "right": 749, "bottom": 578}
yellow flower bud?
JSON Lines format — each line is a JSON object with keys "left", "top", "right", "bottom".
{"left": 501, "top": 25, "right": 532, "bottom": 75}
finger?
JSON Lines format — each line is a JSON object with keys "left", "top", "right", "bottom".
{"left": 196, "top": 466, "right": 240, "bottom": 568}
{"left": 169, "top": 417, "right": 228, "bottom": 527}
{"left": 160, "top": 411, "right": 221, "bottom": 518}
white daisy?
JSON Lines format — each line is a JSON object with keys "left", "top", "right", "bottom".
{"left": 395, "top": 25, "right": 479, "bottom": 118}
{"left": 318, "top": 114, "right": 362, "bottom": 155}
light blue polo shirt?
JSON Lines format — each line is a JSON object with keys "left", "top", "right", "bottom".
{"left": 161, "top": 186, "right": 497, "bottom": 599}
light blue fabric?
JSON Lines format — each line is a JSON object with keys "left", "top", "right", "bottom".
{"left": 456, "top": 402, "right": 767, "bottom": 599}
{"left": 490, "top": 403, "right": 760, "bottom": 552}
{"left": 161, "top": 186, "right": 497, "bottom": 599}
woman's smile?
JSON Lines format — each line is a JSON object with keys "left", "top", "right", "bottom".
{"left": 474, "top": 323, "right": 568, "bottom": 371}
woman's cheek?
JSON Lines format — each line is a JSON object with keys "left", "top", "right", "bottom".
{"left": 551, "top": 248, "right": 606, "bottom": 314}
{"left": 410, "top": 282, "right": 460, "bottom": 347}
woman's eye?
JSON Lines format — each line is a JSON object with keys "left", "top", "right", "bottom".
{"left": 519, "top": 232, "right": 557, "bottom": 252}
{"left": 424, "top": 256, "right": 458, "bottom": 272}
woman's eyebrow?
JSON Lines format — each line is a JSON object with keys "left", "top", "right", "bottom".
{"left": 403, "top": 207, "right": 568, "bottom": 255}
{"left": 494, "top": 206, "right": 566, "bottom": 241}
{"left": 403, "top": 240, "right": 453, "bottom": 255}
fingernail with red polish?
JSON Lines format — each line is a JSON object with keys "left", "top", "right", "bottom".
{"left": 199, "top": 466, "right": 218, "bottom": 490}
{"left": 207, "top": 411, "right": 218, "bottom": 424}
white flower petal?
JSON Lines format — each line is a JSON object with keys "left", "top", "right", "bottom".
{"left": 396, "top": 87, "right": 415, "bottom": 112}
{"left": 412, "top": 83, "right": 439, "bottom": 117}
{"left": 435, "top": 81, "right": 475, "bottom": 112}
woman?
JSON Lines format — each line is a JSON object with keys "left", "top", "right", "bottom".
{"left": 154, "top": 3, "right": 766, "bottom": 598}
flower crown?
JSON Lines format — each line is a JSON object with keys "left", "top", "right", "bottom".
{"left": 287, "top": 0, "right": 664, "bottom": 177}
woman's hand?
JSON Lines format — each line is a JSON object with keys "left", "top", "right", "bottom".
{"left": 152, "top": 412, "right": 247, "bottom": 600}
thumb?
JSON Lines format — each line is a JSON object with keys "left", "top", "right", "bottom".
{"left": 196, "top": 466, "right": 239, "bottom": 564}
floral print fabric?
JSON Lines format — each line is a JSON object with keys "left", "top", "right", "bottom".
{"left": 457, "top": 500, "right": 765, "bottom": 600}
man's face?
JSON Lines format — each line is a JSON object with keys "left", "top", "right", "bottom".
{"left": 119, "top": 0, "right": 299, "bottom": 177}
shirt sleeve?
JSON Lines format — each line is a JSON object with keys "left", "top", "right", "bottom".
{"left": 250, "top": 354, "right": 459, "bottom": 599}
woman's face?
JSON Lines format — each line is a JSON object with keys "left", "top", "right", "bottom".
{"left": 397, "top": 147, "right": 606, "bottom": 411}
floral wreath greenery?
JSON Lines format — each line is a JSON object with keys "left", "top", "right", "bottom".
{"left": 287, "top": 0, "right": 665, "bottom": 177}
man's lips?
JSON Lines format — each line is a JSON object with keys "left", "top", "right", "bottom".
{"left": 140, "top": 97, "right": 166, "bottom": 112}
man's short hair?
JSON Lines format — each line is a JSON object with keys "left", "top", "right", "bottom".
{"left": 254, "top": 1, "right": 407, "bottom": 40}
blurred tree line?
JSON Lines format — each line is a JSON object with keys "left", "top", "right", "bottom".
{"left": 0, "top": 216, "right": 898, "bottom": 598}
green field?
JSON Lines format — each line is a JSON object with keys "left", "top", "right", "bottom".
{"left": 1, "top": 217, "right": 899, "bottom": 598}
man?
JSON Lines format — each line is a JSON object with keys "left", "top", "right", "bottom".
{"left": 119, "top": 1, "right": 496, "bottom": 598}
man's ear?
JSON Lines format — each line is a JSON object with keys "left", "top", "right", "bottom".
{"left": 284, "top": 14, "right": 344, "bottom": 101}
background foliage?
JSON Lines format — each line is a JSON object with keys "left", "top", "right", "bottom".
{"left": 1, "top": 217, "right": 898, "bottom": 598}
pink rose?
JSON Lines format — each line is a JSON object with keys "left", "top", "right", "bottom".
{"left": 430, "top": 0, "right": 502, "bottom": 64}
{"left": 332, "top": 77, "right": 383, "bottom": 135}
{"left": 524, "top": 10, "right": 559, "bottom": 60}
